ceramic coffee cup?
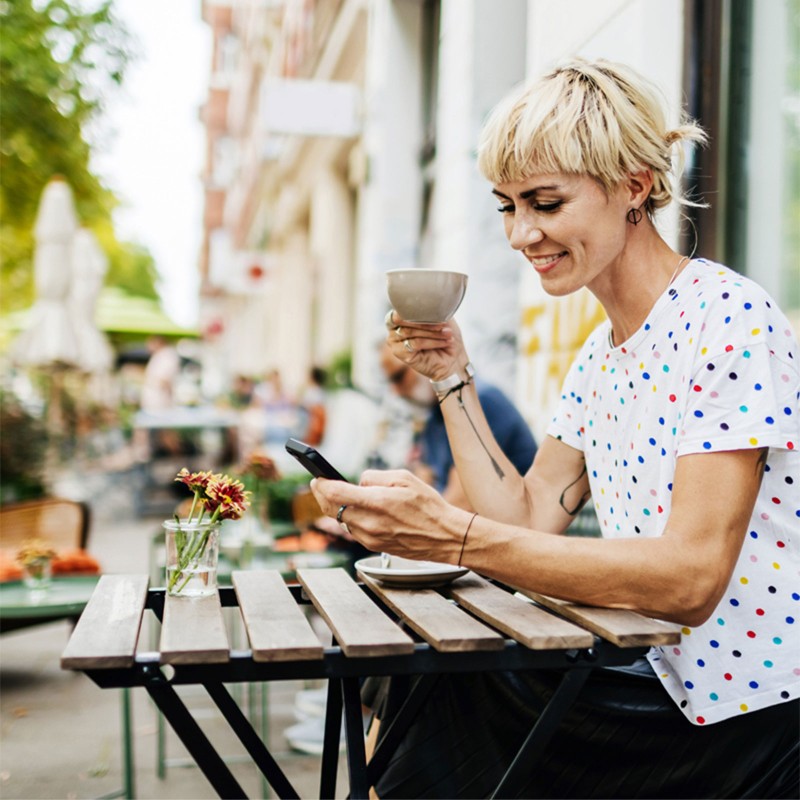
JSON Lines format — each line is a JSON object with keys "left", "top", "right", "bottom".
{"left": 386, "top": 269, "right": 468, "bottom": 323}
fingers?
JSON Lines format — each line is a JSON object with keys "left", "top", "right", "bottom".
{"left": 390, "top": 322, "right": 451, "bottom": 343}
{"left": 311, "top": 472, "right": 414, "bottom": 512}
{"left": 310, "top": 476, "right": 378, "bottom": 515}
{"left": 359, "top": 468, "right": 416, "bottom": 487}
{"left": 388, "top": 329, "right": 453, "bottom": 360}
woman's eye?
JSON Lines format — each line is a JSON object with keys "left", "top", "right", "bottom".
{"left": 496, "top": 204, "right": 515, "bottom": 214}
{"left": 533, "top": 200, "right": 562, "bottom": 213}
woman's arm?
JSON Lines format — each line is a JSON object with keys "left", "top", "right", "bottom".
{"left": 437, "top": 381, "right": 588, "bottom": 532}
{"left": 385, "top": 316, "right": 586, "bottom": 532}
{"left": 311, "top": 447, "right": 765, "bottom": 626}
{"left": 454, "top": 447, "right": 765, "bottom": 625}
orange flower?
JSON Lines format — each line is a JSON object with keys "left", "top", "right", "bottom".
{"left": 206, "top": 474, "right": 251, "bottom": 521}
{"left": 175, "top": 468, "right": 214, "bottom": 495}
{"left": 241, "top": 451, "right": 281, "bottom": 482}
{"left": 174, "top": 468, "right": 251, "bottom": 523}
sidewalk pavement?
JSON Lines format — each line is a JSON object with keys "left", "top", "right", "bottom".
{"left": 0, "top": 461, "right": 350, "bottom": 799}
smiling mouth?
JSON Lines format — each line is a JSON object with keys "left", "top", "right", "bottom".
{"left": 530, "top": 252, "right": 567, "bottom": 271}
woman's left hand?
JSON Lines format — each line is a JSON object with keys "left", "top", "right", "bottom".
{"left": 310, "top": 469, "right": 471, "bottom": 564}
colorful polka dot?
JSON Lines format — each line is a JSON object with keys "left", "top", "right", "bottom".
{"left": 548, "top": 258, "right": 800, "bottom": 725}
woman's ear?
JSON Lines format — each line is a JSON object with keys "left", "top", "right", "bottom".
{"left": 625, "top": 170, "right": 654, "bottom": 208}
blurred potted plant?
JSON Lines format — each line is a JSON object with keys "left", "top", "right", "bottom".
{"left": 0, "top": 388, "right": 48, "bottom": 504}
{"left": 237, "top": 450, "right": 282, "bottom": 526}
{"left": 17, "top": 539, "right": 57, "bottom": 589}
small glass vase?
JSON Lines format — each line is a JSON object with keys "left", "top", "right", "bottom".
{"left": 23, "top": 557, "right": 52, "bottom": 590}
{"left": 164, "top": 519, "right": 221, "bottom": 598}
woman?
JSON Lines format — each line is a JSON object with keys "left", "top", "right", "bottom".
{"left": 311, "top": 58, "right": 799, "bottom": 798}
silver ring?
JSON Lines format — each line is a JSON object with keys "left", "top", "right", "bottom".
{"left": 384, "top": 309, "right": 395, "bottom": 329}
{"left": 403, "top": 339, "right": 413, "bottom": 352}
{"left": 336, "top": 504, "right": 350, "bottom": 534}
{"left": 395, "top": 326, "right": 403, "bottom": 337}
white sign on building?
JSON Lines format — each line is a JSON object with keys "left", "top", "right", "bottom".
{"left": 260, "top": 79, "right": 362, "bottom": 138}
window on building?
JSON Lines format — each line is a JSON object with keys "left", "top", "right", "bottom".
{"left": 684, "top": 0, "right": 799, "bottom": 323}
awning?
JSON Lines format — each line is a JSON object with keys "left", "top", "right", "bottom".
{"left": 93, "top": 287, "right": 198, "bottom": 337}
{"left": 2, "top": 287, "right": 199, "bottom": 342}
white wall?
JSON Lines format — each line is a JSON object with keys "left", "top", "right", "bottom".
{"left": 518, "top": 0, "right": 686, "bottom": 441}
{"left": 432, "top": 0, "right": 528, "bottom": 389}
{"left": 352, "top": 0, "right": 426, "bottom": 396}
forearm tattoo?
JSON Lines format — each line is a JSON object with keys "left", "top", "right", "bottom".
{"left": 559, "top": 462, "right": 591, "bottom": 516}
{"left": 454, "top": 388, "right": 505, "bottom": 480}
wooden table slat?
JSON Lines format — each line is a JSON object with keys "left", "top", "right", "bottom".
{"left": 446, "top": 575, "right": 595, "bottom": 649}
{"left": 359, "top": 572, "right": 505, "bottom": 652}
{"left": 233, "top": 570, "right": 324, "bottom": 662}
{"left": 60, "top": 574, "right": 149, "bottom": 669}
{"left": 297, "top": 568, "right": 414, "bottom": 657}
{"left": 160, "top": 592, "right": 230, "bottom": 665}
{"left": 519, "top": 590, "right": 682, "bottom": 647}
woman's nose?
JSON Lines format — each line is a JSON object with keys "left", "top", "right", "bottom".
{"left": 508, "top": 214, "right": 544, "bottom": 250}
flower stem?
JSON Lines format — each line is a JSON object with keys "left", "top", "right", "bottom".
{"left": 168, "top": 525, "right": 216, "bottom": 593}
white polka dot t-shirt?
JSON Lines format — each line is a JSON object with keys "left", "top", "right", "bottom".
{"left": 547, "top": 259, "right": 799, "bottom": 725}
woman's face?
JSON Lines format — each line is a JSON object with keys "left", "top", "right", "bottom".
{"left": 492, "top": 172, "right": 631, "bottom": 297}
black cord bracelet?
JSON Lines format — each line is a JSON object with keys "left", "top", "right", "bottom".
{"left": 458, "top": 512, "right": 478, "bottom": 567}
{"left": 437, "top": 380, "right": 470, "bottom": 404}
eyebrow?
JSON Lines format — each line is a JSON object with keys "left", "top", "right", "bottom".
{"left": 492, "top": 184, "right": 563, "bottom": 201}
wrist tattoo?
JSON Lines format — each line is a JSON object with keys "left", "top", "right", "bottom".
{"left": 559, "top": 463, "right": 590, "bottom": 516}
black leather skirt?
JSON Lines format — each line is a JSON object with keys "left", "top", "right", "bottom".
{"left": 363, "top": 660, "right": 799, "bottom": 799}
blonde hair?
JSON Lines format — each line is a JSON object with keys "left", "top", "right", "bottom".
{"left": 477, "top": 58, "right": 707, "bottom": 215}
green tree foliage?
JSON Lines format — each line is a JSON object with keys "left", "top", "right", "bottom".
{"left": 0, "top": 0, "right": 159, "bottom": 312}
{"left": 95, "top": 223, "right": 160, "bottom": 302}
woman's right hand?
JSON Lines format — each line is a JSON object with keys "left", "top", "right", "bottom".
{"left": 385, "top": 310, "right": 468, "bottom": 382}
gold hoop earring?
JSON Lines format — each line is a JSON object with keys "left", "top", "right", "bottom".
{"left": 626, "top": 207, "right": 643, "bottom": 225}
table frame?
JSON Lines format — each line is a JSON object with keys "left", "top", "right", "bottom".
{"left": 80, "top": 586, "right": 648, "bottom": 800}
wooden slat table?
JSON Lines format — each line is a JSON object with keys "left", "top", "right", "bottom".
{"left": 61, "top": 569, "right": 680, "bottom": 800}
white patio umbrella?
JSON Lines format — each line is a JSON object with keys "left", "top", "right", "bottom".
{"left": 10, "top": 177, "right": 80, "bottom": 367}
{"left": 69, "top": 227, "right": 113, "bottom": 373}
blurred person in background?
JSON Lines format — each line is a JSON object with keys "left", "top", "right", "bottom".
{"left": 140, "top": 335, "right": 179, "bottom": 413}
{"left": 139, "top": 335, "right": 181, "bottom": 455}
{"left": 254, "top": 369, "right": 301, "bottom": 445}
{"left": 299, "top": 366, "right": 328, "bottom": 446}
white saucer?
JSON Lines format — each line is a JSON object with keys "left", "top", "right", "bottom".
{"left": 355, "top": 555, "right": 468, "bottom": 588}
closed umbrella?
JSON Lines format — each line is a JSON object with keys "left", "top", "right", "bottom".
{"left": 70, "top": 228, "right": 113, "bottom": 373}
{"left": 10, "top": 178, "right": 80, "bottom": 367}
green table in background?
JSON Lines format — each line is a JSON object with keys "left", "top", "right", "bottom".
{"left": 0, "top": 575, "right": 100, "bottom": 634}
{"left": 0, "top": 575, "right": 134, "bottom": 800}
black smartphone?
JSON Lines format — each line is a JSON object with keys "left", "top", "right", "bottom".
{"left": 285, "top": 438, "right": 349, "bottom": 481}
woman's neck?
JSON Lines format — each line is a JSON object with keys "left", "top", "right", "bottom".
{"left": 593, "top": 235, "right": 687, "bottom": 347}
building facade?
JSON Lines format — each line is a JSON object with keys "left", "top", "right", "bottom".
{"left": 199, "top": 0, "right": 798, "bottom": 440}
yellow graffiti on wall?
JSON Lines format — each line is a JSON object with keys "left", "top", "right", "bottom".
{"left": 518, "top": 289, "right": 606, "bottom": 439}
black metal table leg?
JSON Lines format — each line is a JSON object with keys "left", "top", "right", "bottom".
{"left": 145, "top": 680, "right": 248, "bottom": 799}
{"left": 319, "top": 678, "right": 343, "bottom": 800}
{"left": 342, "top": 677, "right": 369, "bottom": 799}
{"left": 366, "top": 673, "right": 439, "bottom": 788}
{"left": 490, "top": 667, "right": 593, "bottom": 799}
{"left": 204, "top": 682, "right": 300, "bottom": 799}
